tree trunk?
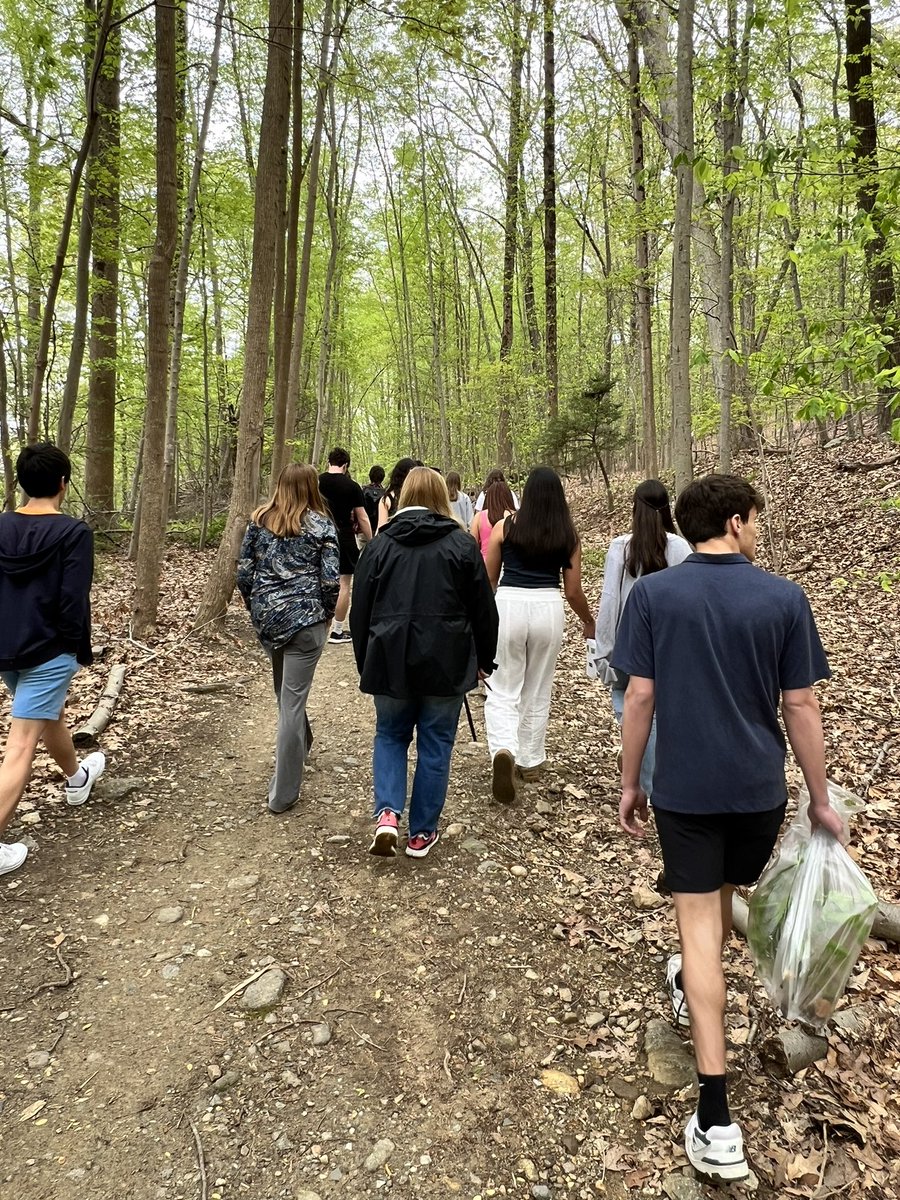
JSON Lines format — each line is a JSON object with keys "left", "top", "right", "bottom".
{"left": 162, "top": 0, "right": 225, "bottom": 510}
{"left": 624, "top": 19, "right": 657, "bottom": 478}
{"left": 131, "top": 0, "right": 180, "bottom": 637}
{"left": 195, "top": 0, "right": 292, "bottom": 627}
{"left": 83, "top": 7, "right": 121, "bottom": 528}
{"left": 543, "top": 0, "right": 558, "bottom": 419}
{"left": 59, "top": 0, "right": 100, "bottom": 459}
{"left": 278, "top": 0, "right": 336, "bottom": 478}
{"left": 27, "top": 0, "right": 116, "bottom": 443}
{"left": 498, "top": 0, "right": 524, "bottom": 468}
{"left": 670, "top": 0, "right": 694, "bottom": 493}
{"left": 269, "top": 0, "right": 305, "bottom": 486}
{"left": 0, "top": 319, "right": 15, "bottom": 508}
{"left": 845, "top": 0, "right": 900, "bottom": 431}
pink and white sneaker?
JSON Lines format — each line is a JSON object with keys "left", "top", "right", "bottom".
{"left": 405, "top": 831, "right": 440, "bottom": 859}
{"left": 369, "top": 811, "right": 399, "bottom": 857}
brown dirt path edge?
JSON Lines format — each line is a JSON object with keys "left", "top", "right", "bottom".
{"left": 0, "top": 612, "right": 790, "bottom": 1200}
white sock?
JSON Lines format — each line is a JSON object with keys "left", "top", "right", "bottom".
{"left": 67, "top": 765, "right": 88, "bottom": 788}
{"left": 333, "top": 621, "right": 344, "bottom": 634}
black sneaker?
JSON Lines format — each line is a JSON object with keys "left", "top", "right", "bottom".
{"left": 328, "top": 629, "right": 350, "bottom": 644}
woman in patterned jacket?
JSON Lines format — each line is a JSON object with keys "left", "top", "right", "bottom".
{"left": 237, "top": 464, "right": 340, "bottom": 813}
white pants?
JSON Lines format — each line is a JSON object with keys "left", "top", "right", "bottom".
{"left": 485, "top": 588, "right": 565, "bottom": 769}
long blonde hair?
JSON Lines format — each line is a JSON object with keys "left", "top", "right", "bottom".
{"left": 253, "top": 463, "right": 327, "bottom": 537}
{"left": 397, "top": 466, "right": 456, "bottom": 520}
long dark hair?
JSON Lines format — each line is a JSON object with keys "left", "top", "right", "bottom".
{"left": 484, "top": 480, "right": 515, "bottom": 526}
{"left": 505, "top": 466, "right": 578, "bottom": 559}
{"left": 626, "top": 479, "right": 676, "bottom": 576}
{"left": 384, "top": 457, "right": 421, "bottom": 513}
{"left": 446, "top": 470, "right": 461, "bottom": 501}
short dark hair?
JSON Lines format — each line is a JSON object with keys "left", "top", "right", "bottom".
{"left": 368, "top": 464, "right": 385, "bottom": 484}
{"left": 16, "top": 443, "right": 71, "bottom": 499}
{"left": 328, "top": 446, "right": 350, "bottom": 468}
{"left": 674, "top": 474, "right": 764, "bottom": 546}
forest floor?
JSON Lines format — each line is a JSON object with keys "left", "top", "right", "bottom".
{"left": 0, "top": 438, "right": 899, "bottom": 1200}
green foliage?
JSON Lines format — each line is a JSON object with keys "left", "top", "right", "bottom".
{"left": 541, "top": 375, "right": 623, "bottom": 474}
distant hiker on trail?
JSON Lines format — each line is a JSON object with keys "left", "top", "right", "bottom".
{"left": 612, "top": 473, "right": 843, "bottom": 1185}
{"left": 594, "top": 479, "right": 690, "bottom": 794}
{"left": 470, "top": 480, "right": 515, "bottom": 561}
{"left": 376, "top": 457, "right": 421, "bottom": 530}
{"left": 483, "top": 466, "right": 595, "bottom": 801}
{"left": 361, "top": 465, "right": 385, "bottom": 541}
{"left": 318, "top": 447, "right": 372, "bottom": 645}
{"left": 474, "top": 468, "right": 519, "bottom": 513}
{"left": 237, "top": 464, "right": 339, "bottom": 815}
{"left": 446, "top": 471, "right": 474, "bottom": 530}
{"left": 350, "top": 467, "right": 498, "bottom": 859}
{"left": 0, "top": 443, "right": 105, "bottom": 876}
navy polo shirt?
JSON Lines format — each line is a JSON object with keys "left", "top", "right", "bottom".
{"left": 611, "top": 553, "right": 830, "bottom": 814}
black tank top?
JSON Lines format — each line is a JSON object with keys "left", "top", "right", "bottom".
{"left": 499, "top": 537, "right": 570, "bottom": 589}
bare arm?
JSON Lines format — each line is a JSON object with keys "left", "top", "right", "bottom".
{"left": 781, "top": 687, "right": 844, "bottom": 839}
{"left": 485, "top": 518, "right": 504, "bottom": 588}
{"left": 563, "top": 542, "right": 596, "bottom": 638}
{"left": 619, "top": 675, "right": 654, "bottom": 837}
{"left": 377, "top": 498, "right": 390, "bottom": 530}
{"left": 354, "top": 506, "right": 373, "bottom": 542}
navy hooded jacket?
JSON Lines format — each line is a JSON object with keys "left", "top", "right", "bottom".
{"left": 0, "top": 512, "right": 94, "bottom": 671}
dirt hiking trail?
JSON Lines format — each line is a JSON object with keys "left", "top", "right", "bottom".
{"left": 2, "top": 448, "right": 899, "bottom": 1200}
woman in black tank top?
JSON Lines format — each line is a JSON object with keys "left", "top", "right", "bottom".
{"left": 482, "top": 467, "right": 595, "bottom": 801}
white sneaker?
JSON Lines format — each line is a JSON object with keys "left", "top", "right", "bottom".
{"left": 666, "top": 953, "right": 690, "bottom": 1027}
{"left": 65, "top": 751, "right": 106, "bottom": 807}
{"left": 685, "top": 1112, "right": 749, "bottom": 1182}
{"left": 0, "top": 842, "right": 28, "bottom": 876}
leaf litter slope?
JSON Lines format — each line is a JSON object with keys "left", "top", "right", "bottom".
{"left": 0, "top": 440, "right": 897, "bottom": 1199}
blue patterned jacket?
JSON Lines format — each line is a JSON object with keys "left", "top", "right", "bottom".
{"left": 237, "top": 514, "right": 340, "bottom": 650}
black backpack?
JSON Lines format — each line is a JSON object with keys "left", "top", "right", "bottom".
{"left": 362, "top": 484, "right": 384, "bottom": 532}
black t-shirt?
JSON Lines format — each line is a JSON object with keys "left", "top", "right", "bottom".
{"left": 612, "top": 553, "right": 830, "bottom": 815}
{"left": 318, "top": 472, "right": 365, "bottom": 537}
{"left": 362, "top": 484, "right": 384, "bottom": 533}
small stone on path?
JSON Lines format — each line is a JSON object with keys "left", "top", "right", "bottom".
{"left": 632, "top": 882, "right": 665, "bottom": 910}
{"left": 310, "top": 1022, "right": 331, "bottom": 1046}
{"left": 364, "top": 1138, "right": 395, "bottom": 1172}
{"left": 584, "top": 1012, "right": 604, "bottom": 1029}
{"left": 156, "top": 905, "right": 183, "bottom": 925}
{"left": 531, "top": 1186, "right": 551, "bottom": 1200}
{"left": 644, "top": 1019, "right": 695, "bottom": 1089}
{"left": 631, "top": 1094, "right": 654, "bottom": 1120}
{"left": 460, "top": 837, "right": 488, "bottom": 856}
{"left": 240, "top": 968, "right": 286, "bottom": 1012}
{"left": 97, "top": 777, "right": 145, "bottom": 802}
{"left": 227, "top": 873, "right": 259, "bottom": 890}
{"left": 662, "top": 1173, "right": 706, "bottom": 1200}
{"left": 445, "top": 823, "right": 465, "bottom": 836}
{"left": 27, "top": 1051, "right": 50, "bottom": 1070}
{"left": 326, "top": 835, "right": 350, "bottom": 845}
{"left": 295, "top": 1189, "right": 323, "bottom": 1200}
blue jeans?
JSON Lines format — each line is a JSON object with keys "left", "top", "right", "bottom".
{"left": 373, "top": 695, "right": 464, "bottom": 836}
{"left": 611, "top": 687, "right": 656, "bottom": 797}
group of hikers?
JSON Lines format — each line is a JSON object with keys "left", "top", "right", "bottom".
{"left": 0, "top": 440, "right": 844, "bottom": 1185}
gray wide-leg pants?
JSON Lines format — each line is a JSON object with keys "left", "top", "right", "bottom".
{"left": 267, "top": 622, "right": 328, "bottom": 813}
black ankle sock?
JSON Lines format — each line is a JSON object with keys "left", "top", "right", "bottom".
{"left": 697, "top": 1073, "right": 730, "bottom": 1131}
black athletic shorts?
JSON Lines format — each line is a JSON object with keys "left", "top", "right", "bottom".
{"left": 337, "top": 531, "right": 360, "bottom": 576}
{"left": 653, "top": 803, "right": 787, "bottom": 893}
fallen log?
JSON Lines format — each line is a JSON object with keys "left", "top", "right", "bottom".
{"left": 733, "top": 891, "right": 900, "bottom": 945}
{"left": 760, "top": 1005, "right": 874, "bottom": 1075}
{"left": 835, "top": 452, "right": 900, "bottom": 472}
{"left": 74, "top": 663, "right": 127, "bottom": 746}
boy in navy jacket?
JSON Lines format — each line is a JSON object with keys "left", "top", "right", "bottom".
{"left": 0, "top": 444, "right": 105, "bottom": 874}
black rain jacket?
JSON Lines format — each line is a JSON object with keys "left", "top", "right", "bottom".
{"left": 0, "top": 512, "right": 94, "bottom": 671}
{"left": 350, "top": 509, "right": 498, "bottom": 698}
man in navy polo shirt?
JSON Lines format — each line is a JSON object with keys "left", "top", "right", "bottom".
{"left": 612, "top": 474, "right": 842, "bottom": 1184}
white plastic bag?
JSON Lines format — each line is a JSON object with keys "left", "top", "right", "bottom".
{"left": 747, "top": 782, "right": 877, "bottom": 1029}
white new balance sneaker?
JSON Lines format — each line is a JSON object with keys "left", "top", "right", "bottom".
{"left": 65, "top": 751, "right": 106, "bottom": 807}
{"left": 666, "top": 953, "right": 691, "bottom": 1027}
{"left": 685, "top": 1112, "right": 749, "bottom": 1182}
{"left": 0, "top": 842, "right": 28, "bottom": 876}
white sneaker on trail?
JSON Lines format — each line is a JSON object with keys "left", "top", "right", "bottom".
{"left": 66, "top": 751, "right": 106, "bottom": 807}
{"left": 666, "top": 952, "right": 690, "bottom": 1027}
{"left": 685, "top": 1113, "right": 749, "bottom": 1182}
{"left": 0, "top": 842, "right": 28, "bottom": 876}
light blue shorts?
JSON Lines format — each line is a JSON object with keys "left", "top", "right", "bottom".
{"left": 1, "top": 653, "right": 79, "bottom": 720}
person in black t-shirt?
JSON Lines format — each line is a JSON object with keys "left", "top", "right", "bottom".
{"left": 318, "top": 447, "right": 372, "bottom": 644}
{"left": 361, "top": 465, "right": 385, "bottom": 538}
{"left": 612, "top": 473, "right": 843, "bottom": 1185}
